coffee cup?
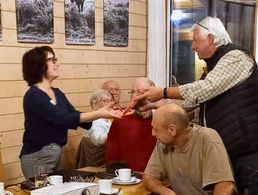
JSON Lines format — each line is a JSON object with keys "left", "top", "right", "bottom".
{"left": 0, "top": 182, "right": 4, "bottom": 195}
{"left": 115, "top": 168, "right": 131, "bottom": 181}
{"left": 98, "top": 179, "right": 113, "bottom": 194}
{"left": 47, "top": 175, "right": 63, "bottom": 185}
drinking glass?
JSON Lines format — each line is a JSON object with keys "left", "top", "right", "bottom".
{"left": 34, "top": 165, "right": 48, "bottom": 188}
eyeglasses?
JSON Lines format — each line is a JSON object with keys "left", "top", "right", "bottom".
{"left": 128, "top": 89, "right": 149, "bottom": 95}
{"left": 45, "top": 57, "right": 58, "bottom": 64}
{"left": 196, "top": 23, "right": 209, "bottom": 31}
{"left": 101, "top": 98, "right": 112, "bottom": 104}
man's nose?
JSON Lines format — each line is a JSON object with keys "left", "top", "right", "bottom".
{"left": 191, "top": 43, "right": 195, "bottom": 51}
{"left": 110, "top": 89, "right": 116, "bottom": 93}
{"left": 151, "top": 129, "right": 156, "bottom": 136}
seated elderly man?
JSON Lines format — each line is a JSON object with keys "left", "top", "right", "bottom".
{"left": 143, "top": 103, "right": 237, "bottom": 195}
{"left": 101, "top": 80, "right": 123, "bottom": 109}
{"left": 105, "top": 77, "right": 157, "bottom": 172}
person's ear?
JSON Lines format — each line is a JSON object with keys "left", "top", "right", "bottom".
{"left": 168, "top": 124, "right": 177, "bottom": 136}
{"left": 208, "top": 34, "right": 214, "bottom": 44}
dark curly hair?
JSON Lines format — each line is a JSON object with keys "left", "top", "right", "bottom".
{"left": 22, "top": 46, "right": 55, "bottom": 86}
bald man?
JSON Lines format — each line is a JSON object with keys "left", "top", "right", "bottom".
{"left": 102, "top": 80, "right": 122, "bottom": 109}
{"left": 143, "top": 104, "right": 237, "bottom": 195}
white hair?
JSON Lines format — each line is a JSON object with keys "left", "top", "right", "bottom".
{"left": 194, "top": 16, "right": 232, "bottom": 46}
{"left": 90, "top": 89, "right": 113, "bottom": 110}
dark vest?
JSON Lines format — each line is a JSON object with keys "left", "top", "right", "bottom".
{"left": 200, "top": 44, "right": 258, "bottom": 162}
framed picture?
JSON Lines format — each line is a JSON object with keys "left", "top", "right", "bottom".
{"left": 16, "top": 0, "right": 54, "bottom": 43}
{"left": 65, "top": 0, "right": 95, "bottom": 45}
{"left": 104, "top": 0, "right": 129, "bottom": 47}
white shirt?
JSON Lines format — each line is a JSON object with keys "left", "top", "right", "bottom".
{"left": 83, "top": 118, "right": 112, "bottom": 146}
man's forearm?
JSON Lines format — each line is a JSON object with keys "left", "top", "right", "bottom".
{"left": 213, "top": 182, "right": 238, "bottom": 195}
{"left": 143, "top": 174, "right": 176, "bottom": 195}
{"left": 167, "top": 87, "right": 183, "bottom": 100}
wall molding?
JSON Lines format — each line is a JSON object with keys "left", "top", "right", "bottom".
{"left": 147, "top": 0, "right": 168, "bottom": 87}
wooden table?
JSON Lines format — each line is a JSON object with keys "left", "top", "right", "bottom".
{"left": 6, "top": 166, "right": 151, "bottom": 195}
{"left": 79, "top": 166, "right": 152, "bottom": 195}
{"left": 5, "top": 185, "right": 29, "bottom": 195}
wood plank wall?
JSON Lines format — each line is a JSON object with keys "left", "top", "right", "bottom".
{"left": 0, "top": 0, "right": 147, "bottom": 185}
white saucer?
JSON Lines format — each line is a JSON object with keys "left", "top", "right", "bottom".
{"left": 112, "top": 188, "right": 120, "bottom": 193}
{"left": 100, "top": 188, "right": 120, "bottom": 194}
{"left": 113, "top": 176, "right": 136, "bottom": 183}
{"left": 112, "top": 177, "right": 141, "bottom": 185}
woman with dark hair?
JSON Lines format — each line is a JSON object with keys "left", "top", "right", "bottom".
{"left": 20, "top": 46, "right": 122, "bottom": 179}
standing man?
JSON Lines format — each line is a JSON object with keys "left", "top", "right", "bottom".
{"left": 136, "top": 16, "right": 258, "bottom": 192}
{"left": 102, "top": 80, "right": 122, "bottom": 109}
{"left": 144, "top": 103, "right": 236, "bottom": 195}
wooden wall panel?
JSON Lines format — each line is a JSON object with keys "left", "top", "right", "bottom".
{"left": 0, "top": 114, "right": 24, "bottom": 132}
{"left": 1, "top": 146, "right": 21, "bottom": 164}
{"left": 0, "top": 0, "right": 148, "bottom": 185}
{"left": 54, "top": 77, "right": 136, "bottom": 93}
{"left": 0, "top": 81, "right": 28, "bottom": 97}
{"left": 0, "top": 150, "right": 5, "bottom": 182}
{"left": 58, "top": 50, "right": 146, "bottom": 64}
{"left": 0, "top": 64, "right": 23, "bottom": 80}
{"left": 130, "top": 14, "right": 147, "bottom": 27}
{"left": 1, "top": 0, "right": 16, "bottom": 11}
{"left": 0, "top": 97, "right": 23, "bottom": 115}
{"left": 1, "top": 11, "right": 16, "bottom": 30}
{"left": 54, "top": 1, "right": 65, "bottom": 18}
{"left": 59, "top": 65, "right": 146, "bottom": 78}
{"left": 0, "top": 130, "right": 24, "bottom": 148}
{"left": 3, "top": 162, "right": 23, "bottom": 180}
{"left": 130, "top": 1, "right": 147, "bottom": 15}
{"left": 53, "top": 32, "right": 147, "bottom": 51}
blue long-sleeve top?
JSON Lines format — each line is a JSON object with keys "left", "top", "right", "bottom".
{"left": 20, "top": 86, "right": 92, "bottom": 157}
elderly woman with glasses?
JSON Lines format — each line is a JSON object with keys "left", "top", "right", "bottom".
{"left": 20, "top": 46, "right": 122, "bottom": 180}
{"left": 75, "top": 89, "right": 114, "bottom": 168}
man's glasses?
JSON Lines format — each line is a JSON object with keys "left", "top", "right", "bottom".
{"left": 196, "top": 23, "right": 209, "bottom": 31}
{"left": 128, "top": 89, "right": 149, "bottom": 95}
{"left": 45, "top": 57, "right": 58, "bottom": 64}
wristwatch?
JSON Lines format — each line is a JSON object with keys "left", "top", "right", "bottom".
{"left": 163, "top": 87, "right": 168, "bottom": 99}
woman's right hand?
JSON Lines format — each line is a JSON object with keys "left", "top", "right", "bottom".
{"left": 97, "top": 104, "right": 123, "bottom": 119}
{"left": 80, "top": 105, "right": 122, "bottom": 123}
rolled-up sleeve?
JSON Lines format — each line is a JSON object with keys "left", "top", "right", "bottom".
{"left": 178, "top": 50, "right": 254, "bottom": 105}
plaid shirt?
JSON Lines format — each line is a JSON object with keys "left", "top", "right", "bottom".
{"left": 178, "top": 50, "right": 255, "bottom": 105}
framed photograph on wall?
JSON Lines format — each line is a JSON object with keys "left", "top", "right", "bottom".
{"left": 65, "top": 0, "right": 95, "bottom": 45}
{"left": 16, "top": 0, "right": 54, "bottom": 43}
{"left": 104, "top": 0, "right": 129, "bottom": 47}
{"left": 0, "top": 1, "right": 2, "bottom": 41}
